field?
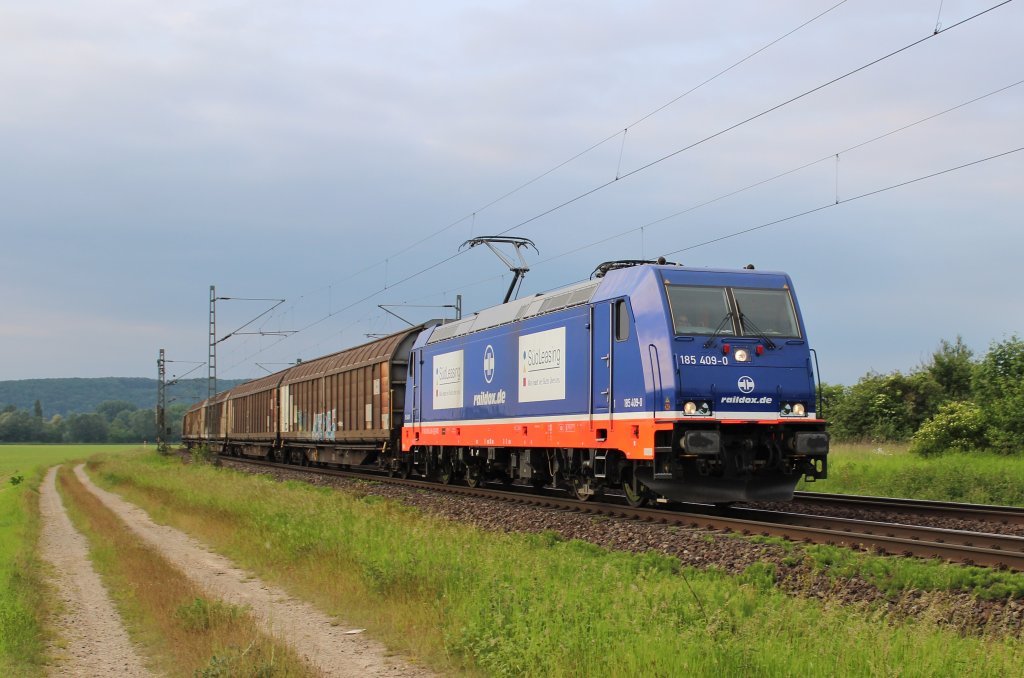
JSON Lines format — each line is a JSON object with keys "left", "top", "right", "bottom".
{"left": 800, "top": 442, "right": 1024, "bottom": 506}
{"left": 89, "top": 451, "right": 1024, "bottom": 676}
{"left": 0, "top": 445, "right": 138, "bottom": 676}
{"left": 7, "top": 444, "right": 1024, "bottom": 676}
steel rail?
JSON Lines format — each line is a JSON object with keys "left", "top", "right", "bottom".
{"left": 792, "top": 491, "right": 1024, "bottom": 526}
{"left": 721, "top": 506, "right": 1024, "bottom": 554}
{"left": 217, "top": 455, "right": 1024, "bottom": 571}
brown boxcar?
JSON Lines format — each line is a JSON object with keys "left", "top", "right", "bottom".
{"left": 222, "top": 371, "right": 286, "bottom": 457}
{"left": 276, "top": 328, "right": 419, "bottom": 466}
{"left": 182, "top": 399, "right": 207, "bottom": 443}
{"left": 182, "top": 390, "right": 231, "bottom": 451}
{"left": 183, "top": 328, "right": 420, "bottom": 469}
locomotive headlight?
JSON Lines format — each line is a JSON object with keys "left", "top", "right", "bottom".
{"left": 683, "top": 401, "right": 711, "bottom": 416}
{"left": 733, "top": 348, "right": 750, "bottom": 362}
{"left": 781, "top": 402, "right": 807, "bottom": 417}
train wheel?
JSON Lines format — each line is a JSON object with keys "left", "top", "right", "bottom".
{"left": 570, "top": 475, "right": 597, "bottom": 502}
{"left": 622, "top": 471, "right": 650, "bottom": 508}
{"left": 465, "top": 465, "right": 482, "bottom": 488}
{"left": 438, "top": 461, "right": 455, "bottom": 485}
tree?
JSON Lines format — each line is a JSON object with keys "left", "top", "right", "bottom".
{"left": 33, "top": 399, "right": 43, "bottom": 419}
{"left": 64, "top": 413, "right": 109, "bottom": 443}
{"left": 0, "top": 410, "right": 43, "bottom": 442}
{"left": 165, "top": 402, "right": 190, "bottom": 442}
{"left": 828, "top": 370, "right": 943, "bottom": 442}
{"left": 47, "top": 415, "right": 66, "bottom": 443}
{"left": 973, "top": 336, "right": 1024, "bottom": 453}
{"left": 927, "top": 336, "right": 975, "bottom": 402}
{"left": 134, "top": 409, "right": 158, "bottom": 441}
{"left": 95, "top": 400, "right": 137, "bottom": 423}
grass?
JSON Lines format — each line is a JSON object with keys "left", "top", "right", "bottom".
{"left": 0, "top": 444, "right": 137, "bottom": 676}
{"left": 799, "top": 442, "right": 1024, "bottom": 506}
{"left": 745, "top": 532, "right": 1024, "bottom": 601}
{"left": 89, "top": 451, "right": 1024, "bottom": 677}
{"left": 56, "top": 464, "right": 314, "bottom": 677}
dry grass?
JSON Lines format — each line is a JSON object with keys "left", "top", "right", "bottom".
{"left": 56, "top": 465, "right": 318, "bottom": 677}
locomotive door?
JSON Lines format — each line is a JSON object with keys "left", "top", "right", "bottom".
{"left": 590, "top": 302, "right": 613, "bottom": 429}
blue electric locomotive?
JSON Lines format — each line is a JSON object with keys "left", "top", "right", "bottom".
{"left": 401, "top": 260, "right": 828, "bottom": 504}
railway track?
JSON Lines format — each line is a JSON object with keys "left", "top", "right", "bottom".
{"left": 791, "top": 491, "right": 1024, "bottom": 527}
{"left": 217, "top": 455, "right": 1024, "bottom": 572}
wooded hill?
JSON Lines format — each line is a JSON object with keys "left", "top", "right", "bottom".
{"left": 0, "top": 378, "right": 247, "bottom": 418}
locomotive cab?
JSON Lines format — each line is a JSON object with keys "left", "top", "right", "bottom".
{"left": 629, "top": 265, "right": 829, "bottom": 502}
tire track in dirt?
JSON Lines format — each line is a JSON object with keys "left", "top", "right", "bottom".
{"left": 72, "top": 464, "right": 435, "bottom": 678}
{"left": 39, "top": 466, "right": 152, "bottom": 677}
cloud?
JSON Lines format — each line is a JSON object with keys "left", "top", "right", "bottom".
{"left": 0, "top": 0, "right": 1021, "bottom": 383}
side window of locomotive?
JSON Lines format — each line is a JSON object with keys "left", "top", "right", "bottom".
{"left": 666, "top": 285, "right": 733, "bottom": 335}
{"left": 614, "top": 299, "right": 630, "bottom": 342}
{"left": 733, "top": 288, "right": 801, "bottom": 338}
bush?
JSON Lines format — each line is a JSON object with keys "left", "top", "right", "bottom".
{"left": 828, "top": 371, "right": 943, "bottom": 442}
{"left": 910, "top": 401, "right": 988, "bottom": 457}
{"left": 973, "top": 336, "right": 1024, "bottom": 454}
{"left": 190, "top": 444, "right": 215, "bottom": 465}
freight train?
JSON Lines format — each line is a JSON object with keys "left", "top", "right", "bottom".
{"left": 183, "top": 260, "right": 829, "bottom": 504}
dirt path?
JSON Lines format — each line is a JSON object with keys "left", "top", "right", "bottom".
{"left": 72, "top": 464, "right": 435, "bottom": 677}
{"left": 38, "top": 466, "right": 152, "bottom": 677}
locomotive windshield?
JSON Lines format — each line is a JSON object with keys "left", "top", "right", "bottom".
{"left": 666, "top": 286, "right": 734, "bottom": 335}
{"left": 666, "top": 285, "right": 800, "bottom": 338}
{"left": 733, "top": 288, "right": 801, "bottom": 338}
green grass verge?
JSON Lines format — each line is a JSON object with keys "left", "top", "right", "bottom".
{"left": 0, "top": 445, "right": 138, "bottom": 676}
{"left": 799, "top": 442, "right": 1024, "bottom": 506}
{"left": 90, "top": 452, "right": 1024, "bottom": 677}
{"left": 745, "top": 533, "right": 1024, "bottom": 601}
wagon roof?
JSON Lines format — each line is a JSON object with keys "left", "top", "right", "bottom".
{"left": 280, "top": 327, "right": 420, "bottom": 386}
{"left": 229, "top": 372, "right": 286, "bottom": 398}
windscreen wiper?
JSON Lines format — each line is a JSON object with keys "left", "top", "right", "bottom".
{"left": 739, "top": 313, "right": 777, "bottom": 350}
{"left": 702, "top": 312, "right": 734, "bottom": 348}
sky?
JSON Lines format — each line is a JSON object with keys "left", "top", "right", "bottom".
{"left": 1, "top": 0, "right": 1022, "bottom": 391}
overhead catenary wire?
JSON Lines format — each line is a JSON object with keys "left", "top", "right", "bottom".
{"left": 242, "top": 0, "right": 852, "bottom": 339}
{"left": 664, "top": 146, "right": 1024, "bottom": 256}
{"left": 220, "top": 1, "right": 1016, "bottom": 377}
{"left": 510, "top": 79, "right": 1024, "bottom": 272}
{"left": 437, "top": 144, "right": 1024, "bottom": 307}
{"left": 223, "top": 145, "right": 1022, "bottom": 376}
{"left": 492, "top": 0, "right": 1015, "bottom": 239}
{"left": 397, "top": 137, "right": 1024, "bottom": 314}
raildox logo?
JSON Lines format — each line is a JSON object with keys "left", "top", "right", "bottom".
{"left": 483, "top": 345, "right": 495, "bottom": 384}
{"left": 738, "top": 376, "right": 755, "bottom": 394}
